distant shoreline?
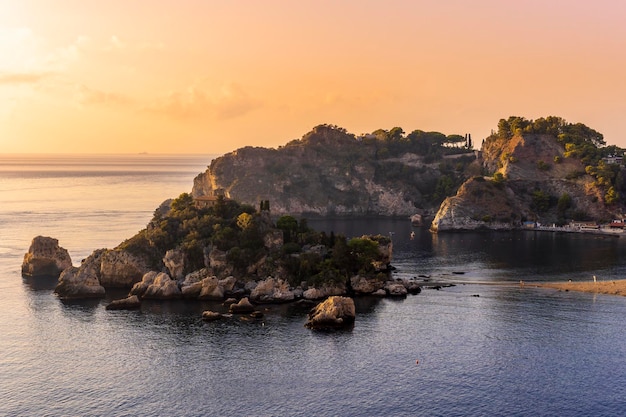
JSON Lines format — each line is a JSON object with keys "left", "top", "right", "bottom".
{"left": 528, "top": 225, "right": 623, "bottom": 238}
{"left": 532, "top": 279, "right": 626, "bottom": 297}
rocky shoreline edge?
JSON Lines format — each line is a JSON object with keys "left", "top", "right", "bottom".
{"left": 21, "top": 235, "right": 450, "bottom": 330}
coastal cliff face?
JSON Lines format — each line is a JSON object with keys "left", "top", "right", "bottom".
{"left": 432, "top": 132, "right": 621, "bottom": 231}
{"left": 192, "top": 125, "right": 466, "bottom": 216}
{"left": 430, "top": 177, "right": 519, "bottom": 231}
{"left": 193, "top": 120, "right": 623, "bottom": 231}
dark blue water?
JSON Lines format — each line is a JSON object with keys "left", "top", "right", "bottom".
{"left": 1, "top": 155, "right": 626, "bottom": 416}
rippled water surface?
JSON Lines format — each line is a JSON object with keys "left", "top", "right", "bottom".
{"left": 1, "top": 155, "right": 626, "bottom": 416}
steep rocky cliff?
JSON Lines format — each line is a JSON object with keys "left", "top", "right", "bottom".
{"left": 192, "top": 118, "right": 623, "bottom": 230}
{"left": 432, "top": 129, "right": 623, "bottom": 231}
{"left": 192, "top": 125, "right": 475, "bottom": 216}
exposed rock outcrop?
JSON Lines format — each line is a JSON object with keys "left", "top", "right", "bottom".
{"left": 350, "top": 275, "right": 385, "bottom": 295}
{"left": 305, "top": 296, "right": 356, "bottom": 330}
{"left": 163, "top": 249, "right": 185, "bottom": 281}
{"left": 180, "top": 268, "right": 211, "bottom": 298}
{"left": 106, "top": 295, "right": 141, "bottom": 310}
{"left": 130, "top": 271, "right": 181, "bottom": 299}
{"left": 385, "top": 282, "right": 408, "bottom": 297}
{"left": 249, "top": 277, "right": 295, "bottom": 303}
{"left": 432, "top": 132, "right": 619, "bottom": 232}
{"left": 229, "top": 297, "right": 255, "bottom": 314}
{"left": 21, "top": 236, "right": 72, "bottom": 277}
{"left": 201, "top": 311, "right": 224, "bottom": 321}
{"left": 54, "top": 265, "right": 106, "bottom": 299}
{"left": 219, "top": 276, "right": 238, "bottom": 296}
{"left": 99, "top": 250, "right": 149, "bottom": 287}
{"left": 191, "top": 125, "right": 451, "bottom": 216}
{"left": 178, "top": 270, "right": 239, "bottom": 300}
{"left": 302, "top": 284, "right": 346, "bottom": 300}
{"left": 198, "top": 276, "right": 224, "bottom": 300}
{"left": 205, "top": 247, "right": 233, "bottom": 278}
{"left": 263, "top": 230, "right": 284, "bottom": 250}
{"left": 53, "top": 248, "right": 145, "bottom": 298}
{"left": 431, "top": 177, "right": 517, "bottom": 232}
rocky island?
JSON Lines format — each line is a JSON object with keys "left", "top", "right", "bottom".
{"left": 22, "top": 193, "right": 407, "bottom": 329}
{"left": 22, "top": 115, "right": 626, "bottom": 327}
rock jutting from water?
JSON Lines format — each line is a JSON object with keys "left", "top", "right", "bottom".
{"left": 105, "top": 295, "right": 142, "bottom": 310}
{"left": 21, "top": 236, "right": 72, "bottom": 278}
{"left": 229, "top": 297, "right": 255, "bottom": 314}
{"left": 54, "top": 249, "right": 106, "bottom": 299}
{"left": 55, "top": 266, "right": 106, "bottom": 299}
{"left": 130, "top": 271, "right": 181, "bottom": 299}
{"left": 305, "top": 296, "right": 356, "bottom": 330}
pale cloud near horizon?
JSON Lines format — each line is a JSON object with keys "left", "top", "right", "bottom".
{"left": 142, "top": 83, "right": 262, "bottom": 121}
{"left": 0, "top": 72, "right": 51, "bottom": 85}
{"left": 76, "top": 84, "right": 133, "bottom": 107}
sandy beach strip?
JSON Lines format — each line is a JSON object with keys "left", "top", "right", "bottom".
{"left": 533, "top": 279, "right": 626, "bottom": 297}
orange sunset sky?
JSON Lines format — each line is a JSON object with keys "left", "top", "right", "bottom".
{"left": 1, "top": 1, "right": 626, "bottom": 155}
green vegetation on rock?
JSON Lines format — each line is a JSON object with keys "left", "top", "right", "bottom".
{"left": 118, "top": 193, "right": 392, "bottom": 287}
{"left": 191, "top": 116, "right": 625, "bottom": 233}
{"left": 194, "top": 123, "right": 479, "bottom": 217}
{"left": 431, "top": 115, "right": 626, "bottom": 231}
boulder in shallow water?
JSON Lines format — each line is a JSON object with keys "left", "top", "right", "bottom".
{"left": 21, "top": 236, "right": 72, "bottom": 278}
{"left": 131, "top": 271, "right": 181, "bottom": 299}
{"left": 305, "top": 296, "right": 355, "bottom": 330}
{"left": 201, "top": 310, "right": 223, "bottom": 321}
{"left": 180, "top": 268, "right": 211, "bottom": 298}
{"left": 385, "top": 282, "right": 408, "bottom": 297}
{"left": 130, "top": 271, "right": 157, "bottom": 297}
{"left": 106, "top": 295, "right": 141, "bottom": 310}
{"left": 403, "top": 279, "right": 422, "bottom": 295}
{"left": 223, "top": 297, "right": 237, "bottom": 306}
{"left": 198, "top": 276, "right": 224, "bottom": 300}
{"left": 55, "top": 265, "right": 106, "bottom": 299}
{"left": 229, "top": 297, "right": 255, "bottom": 314}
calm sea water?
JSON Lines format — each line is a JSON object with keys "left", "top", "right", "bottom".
{"left": 1, "top": 155, "right": 626, "bottom": 416}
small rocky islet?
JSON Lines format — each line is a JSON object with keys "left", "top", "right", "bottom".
{"left": 21, "top": 201, "right": 420, "bottom": 330}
